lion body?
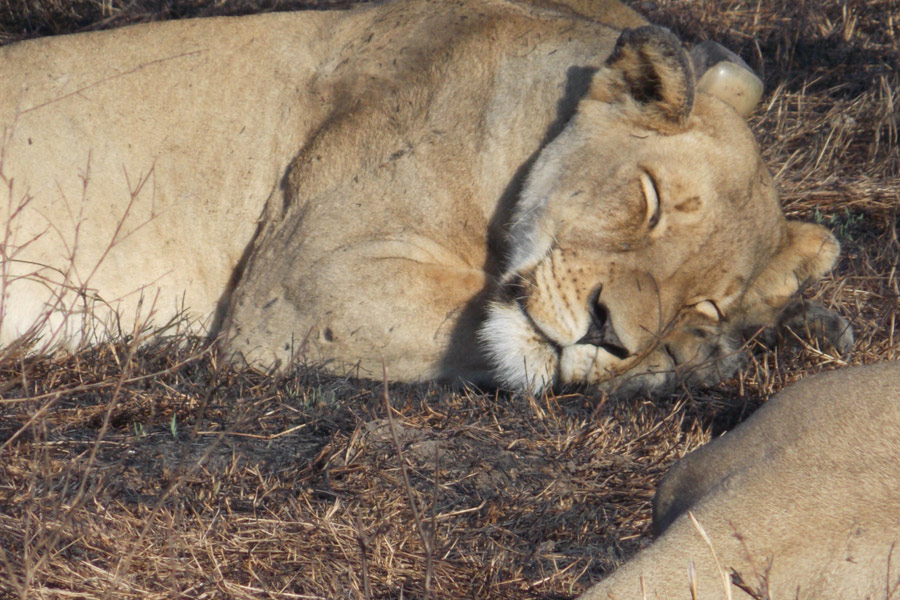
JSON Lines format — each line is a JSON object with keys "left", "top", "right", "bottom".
{"left": 0, "top": 10, "right": 338, "bottom": 350}
{"left": 580, "top": 361, "right": 900, "bottom": 599}
{"left": 0, "top": 0, "right": 843, "bottom": 390}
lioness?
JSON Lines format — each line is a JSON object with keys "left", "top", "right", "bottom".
{"left": 579, "top": 361, "right": 900, "bottom": 599}
{"left": 0, "top": 0, "right": 848, "bottom": 392}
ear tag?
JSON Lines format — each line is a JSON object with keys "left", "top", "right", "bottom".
{"left": 697, "top": 61, "right": 764, "bottom": 117}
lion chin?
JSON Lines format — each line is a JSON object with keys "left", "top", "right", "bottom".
{"left": 480, "top": 294, "right": 751, "bottom": 395}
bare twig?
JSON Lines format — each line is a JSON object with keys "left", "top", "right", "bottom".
{"left": 383, "top": 365, "right": 434, "bottom": 600}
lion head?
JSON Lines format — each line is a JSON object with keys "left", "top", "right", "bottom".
{"left": 479, "top": 27, "right": 841, "bottom": 394}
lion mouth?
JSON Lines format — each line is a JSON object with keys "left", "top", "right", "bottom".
{"left": 480, "top": 291, "right": 633, "bottom": 392}
{"left": 584, "top": 338, "right": 630, "bottom": 360}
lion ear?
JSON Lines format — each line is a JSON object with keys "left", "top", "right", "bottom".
{"left": 590, "top": 26, "right": 694, "bottom": 132}
{"left": 742, "top": 221, "right": 840, "bottom": 319}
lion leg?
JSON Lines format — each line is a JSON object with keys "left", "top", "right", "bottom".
{"left": 223, "top": 236, "right": 493, "bottom": 383}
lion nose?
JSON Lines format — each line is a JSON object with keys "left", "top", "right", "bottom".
{"left": 577, "top": 300, "right": 629, "bottom": 358}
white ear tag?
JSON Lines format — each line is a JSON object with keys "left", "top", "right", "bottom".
{"left": 697, "top": 61, "right": 764, "bottom": 118}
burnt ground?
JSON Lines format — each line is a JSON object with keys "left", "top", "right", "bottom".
{"left": 0, "top": 0, "right": 898, "bottom": 598}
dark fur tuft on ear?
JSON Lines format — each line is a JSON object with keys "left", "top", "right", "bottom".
{"left": 594, "top": 26, "right": 694, "bottom": 131}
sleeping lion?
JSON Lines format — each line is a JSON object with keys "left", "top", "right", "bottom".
{"left": 0, "top": 0, "right": 849, "bottom": 393}
{"left": 580, "top": 360, "right": 900, "bottom": 599}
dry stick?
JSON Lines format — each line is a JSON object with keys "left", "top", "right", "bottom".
{"left": 687, "top": 562, "right": 697, "bottom": 600}
{"left": 431, "top": 441, "right": 439, "bottom": 568}
{"left": 19, "top": 51, "right": 205, "bottom": 117}
{"left": 355, "top": 513, "right": 373, "bottom": 600}
{"left": 1, "top": 117, "right": 162, "bottom": 356}
{"left": 0, "top": 546, "right": 23, "bottom": 599}
{"left": 382, "top": 365, "right": 434, "bottom": 600}
{"left": 730, "top": 525, "right": 770, "bottom": 600}
{"left": 888, "top": 543, "right": 900, "bottom": 599}
{"left": 730, "top": 571, "right": 769, "bottom": 600}
{"left": 688, "top": 511, "right": 733, "bottom": 600}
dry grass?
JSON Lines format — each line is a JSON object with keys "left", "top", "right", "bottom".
{"left": 1, "top": 0, "right": 898, "bottom": 598}
{"left": 0, "top": 0, "right": 361, "bottom": 45}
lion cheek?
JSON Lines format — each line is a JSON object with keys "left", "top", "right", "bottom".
{"left": 525, "top": 294, "right": 587, "bottom": 348}
{"left": 478, "top": 302, "right": 559, "bottom": 392}
{"left": 521, "top": 249, "right": 596, "bottom": 347}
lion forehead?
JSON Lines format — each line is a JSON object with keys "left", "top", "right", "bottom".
{"left": 507, "top": 98, "right": 778, "bottom": 274}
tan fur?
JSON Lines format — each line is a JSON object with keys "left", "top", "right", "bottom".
{"left": 579, "top": 361, "right": 900, "bottom": 599}
{"left": 0, "top": 0, "right": 845, "bottom": 390}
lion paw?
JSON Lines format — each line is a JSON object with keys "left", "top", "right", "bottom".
{"left": 777, "top": 301, "right": 854, "bottom": 356}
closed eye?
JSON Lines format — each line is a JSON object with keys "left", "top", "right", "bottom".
{"left": 640, "top": 171, "right": 661, "bottom": 230}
